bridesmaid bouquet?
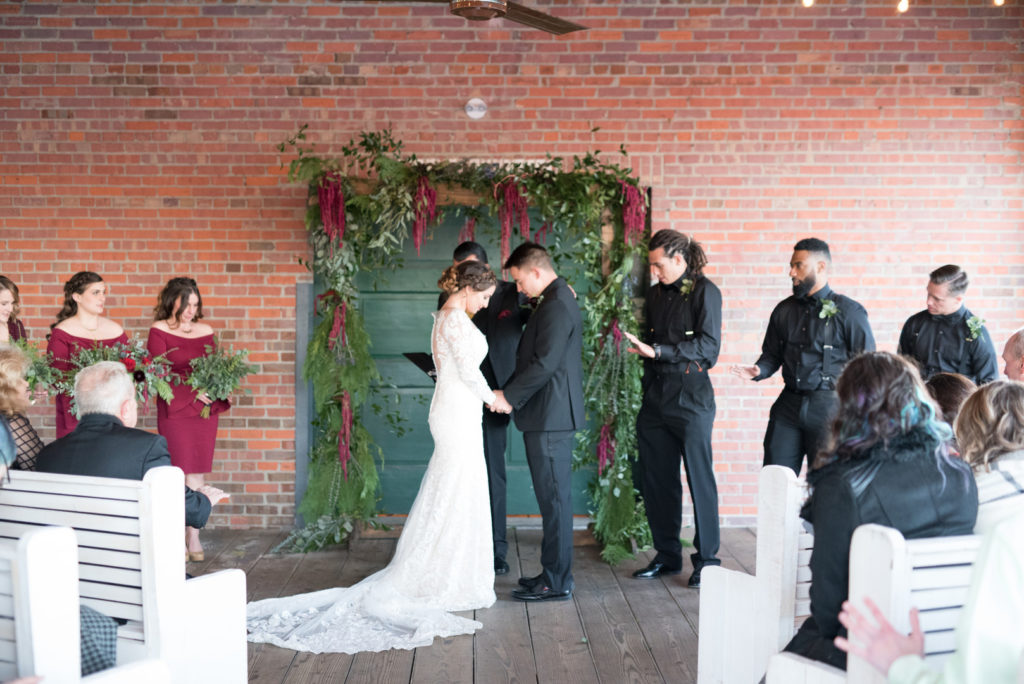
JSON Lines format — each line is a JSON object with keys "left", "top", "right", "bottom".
{"left": 64, "top": 337, "right": 176, "bottom": 407}
{"left": 186, "top": 341, "right": 258, "bottom": 418}
{"left": 12, "top": 340, "right": 62, "bottom": 396}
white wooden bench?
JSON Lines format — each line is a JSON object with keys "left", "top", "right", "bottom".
{"left": 766, "top": 524, "right": 983, "bottom": 683}
{"left": 0, "top": 467, "right": 246, "bottom": 684}
{"left": 698, "top": 465, "right": 813, "bottom": 684}
{"left": 0, "top": 525, "right": 171, "bottom": 683}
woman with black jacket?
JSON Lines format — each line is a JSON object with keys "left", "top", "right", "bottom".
{"left": 782, "top": 351, "right": 978, "bottom": 670}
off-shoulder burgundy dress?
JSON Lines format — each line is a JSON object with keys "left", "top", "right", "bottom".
{"left": 47, "top": 328, "right": 129, "bottom": 438}
{"left": 147, "top": 328, "right": 229, "bottom": 474}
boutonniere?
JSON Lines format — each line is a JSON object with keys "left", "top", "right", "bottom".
{"left": 819, "top": 299, "right": 839, "bottom": 320}
{"left": 498, "top": 309, "right": 512, "bottom": 320}
{"left": 679, "top": 278, "right": 693, "bottom": 296}
{"left": 966, "top": 315, "right": 984, "bottom": 342}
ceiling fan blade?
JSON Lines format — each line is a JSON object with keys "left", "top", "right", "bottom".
{"left": 504, "top": 1, "right": 587, "bottom": 34}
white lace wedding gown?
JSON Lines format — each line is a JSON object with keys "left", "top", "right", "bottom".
{"left": 246, "top": 309, "right": 497, "bottom": 653}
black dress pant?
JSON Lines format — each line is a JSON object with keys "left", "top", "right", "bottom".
{"left": 763, "top": 388, "right": 838, "bottom": 475}
{"left": 522, "top": 429, "right": 575, "bottom": 593}
{"left": 482, "top": 407, "right": 511, "bottom": 561}
{"left": 635, "top": 370, "right": 721, "bottom": 571}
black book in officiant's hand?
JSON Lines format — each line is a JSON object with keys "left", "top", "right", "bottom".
{"left": 403, "top": 352, "right": 436, "bottom": 383}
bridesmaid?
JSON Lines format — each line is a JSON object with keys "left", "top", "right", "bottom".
{"left": 147, "top": 278, "right": 228, "bottom": 562}
{"left": 0, "top": 276, "right": 26, "bottom": 343}
{"left": 47, "top": 272, "right": 128, "bottom": 438}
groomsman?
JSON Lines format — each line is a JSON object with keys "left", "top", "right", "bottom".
{"left": 898, "top": 265, "right": 998, "bottom": 385}
{"left": 494, "top": 243, "right": 584, "bottom": 602}
{"left": 732, "top": 238, "right": 875, "bottom": 475}
{"left": 623, "top": 229, "right": 721, "bottom": 588}
{"left": 443, "top": 242, "right": 530, "bottom": 576}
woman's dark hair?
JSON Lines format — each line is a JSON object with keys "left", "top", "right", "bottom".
{"left": 0, "top": 276, "right": 21, "bottom": 323}
{"left": 437, "top": 261, "right": 497, "bottom": 295}
{"left": 153, "top": 277, "right": 204, "bottom": 326}
{"left": 647, "top": 229, "right": 708, "bottom": 278}
{"left": 924, "top": 372, "right": 976, "bottom": 426}
{"left": 50, "top": 271, "right": 104, "bottom": 331}
{"left": 814, "top": 351, "right": 952, "bottom": 470}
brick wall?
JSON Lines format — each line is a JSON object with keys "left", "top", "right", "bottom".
{"left": 1, "top": 0, "right": 1021, "bottom": 528}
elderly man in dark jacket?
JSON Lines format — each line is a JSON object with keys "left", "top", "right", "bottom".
{"left": 36, "top": 361, "right": 226, "bottom": 528}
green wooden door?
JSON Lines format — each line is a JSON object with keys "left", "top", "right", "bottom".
{"left": 356, "top": 212, "right": 594, "bottom": 515}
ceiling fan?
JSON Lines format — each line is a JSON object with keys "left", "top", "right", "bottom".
{"left": 368, "top": 0, "right": 587, "bottom": 35}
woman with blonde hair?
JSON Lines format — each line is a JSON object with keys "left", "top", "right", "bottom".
{"left": 0, "top": 346, "right": 43, "bottom": 470}
{"left": 955, "top": 380, "right": 1024, "bottom": 533}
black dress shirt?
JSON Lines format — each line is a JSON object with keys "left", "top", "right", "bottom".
{"left": 754, "top": 284, "right": 875, "bottom": 391}
{"left": 897, "top": 306, "right": 998, "bottom": 385}
{"left": 642, "top": 274, "right": 722, "bottom": 370}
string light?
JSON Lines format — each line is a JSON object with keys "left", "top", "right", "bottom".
{"left": 897, "top": 0, "right": 909, "bottom": 11}
{"left": 994, "top": 0, "right": 1005, "bottom": 5}
{"left": 802, "top": 0, "right": 814, "bottom": 7}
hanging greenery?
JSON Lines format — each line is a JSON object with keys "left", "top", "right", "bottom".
{"left": 275, "top": 126, "right": 651, "bottom": 562}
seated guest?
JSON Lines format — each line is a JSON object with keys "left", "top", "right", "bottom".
{"left": 954, "top": 380, "right": 1024, "bottom": 534}
{"left": 923, "top": 372, "right": 975, "bottom": 428}
{"left": 781, "top": 352, "right": 977, "bottom": 671}
{"left": 0, "top": 346, "right": 43, "bottom": 470}
{"left": 36, "top": 362, "right": 227, "bottom": 529}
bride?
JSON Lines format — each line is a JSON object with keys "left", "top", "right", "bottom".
{"left": 247, "top": 260, "right": 509, "bottom": 654}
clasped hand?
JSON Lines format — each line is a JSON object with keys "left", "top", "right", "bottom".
{"left": 487, "top": 390, "right": 512, "bottom": 414}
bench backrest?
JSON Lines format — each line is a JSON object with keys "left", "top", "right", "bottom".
{"left": 753, "top": 465, "right": 812, "bottom": 649}
{"left": 0, "top": 526, "right": 80, "bottom": 681}
{"left": 0, "top": 467, "right": 185, "bottom": 664}
{"left": 847, "top": 524, "right": 982, "bottom": 683}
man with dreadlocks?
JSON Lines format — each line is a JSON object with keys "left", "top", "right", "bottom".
{"left": 623, "top": 229, "right": 722, "bottom": 588}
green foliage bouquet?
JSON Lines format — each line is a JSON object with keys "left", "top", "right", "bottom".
{"left": 64, "top": 337, "right": 175, "bottom": 413}
{"left": 12, "top": 339, "right": 62, "bottom": 396}
{"left": 186, "top": 341, "right": 258, "bottom": 418}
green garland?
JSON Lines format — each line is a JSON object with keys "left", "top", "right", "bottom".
{"left": 276, "top": 126, "right": 652, "bottom": 562}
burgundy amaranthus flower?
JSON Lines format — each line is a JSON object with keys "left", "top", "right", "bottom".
{"left": 413, "top": 175, "right": 437, "bottom": 256}
{"left": 339, "top": 391, "right": 353, "bottom": 479}
{"left": 496, "top": 178, "right": 530, "bottom": 265}
{"left": 597, "top": 422, "right": 616, "bottom": 476}
{"left": 317, "top": 172, "right": 346, "bottom": 254}
{"left": 327, "top": 301, "right": 347, "bottom": 352}
{"left": 620, "top": 181, "right": 646, "bottom": 245}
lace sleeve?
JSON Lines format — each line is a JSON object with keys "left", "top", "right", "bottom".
{"left": 438, "top": 311, "right": 496, "bottom": 405}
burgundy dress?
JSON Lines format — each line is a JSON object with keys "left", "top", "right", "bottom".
{"left": 8, "top": 319, "right": 26, "bottom": 341}
{"left": 146, "top": 328, "right": 229, "bottom": 474}
{"left": 47, "top": 328, "right": 129, "bottom": 438}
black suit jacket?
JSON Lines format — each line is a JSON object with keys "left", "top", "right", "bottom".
{"left": 473, "top": 280, "right": 529, "bottom": 389}
{"left": 503, "top": 277, "right": 585, "bottom": 432}
{"left": 35, "top": 413, "right": 212, "bottom": 529}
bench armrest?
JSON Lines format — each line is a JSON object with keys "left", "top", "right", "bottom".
{"left": 181, "top": 569, "right": 247, "bottom": 684}
{"left": 766, "top": 652, "right": 846, "bottom": 684}
{"left": 83, "top": 659, "right": 171, "bottom": 683}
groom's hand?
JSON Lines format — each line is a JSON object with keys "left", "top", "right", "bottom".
{"left": 489, "top": 390, "right": 512, "bottom": 414}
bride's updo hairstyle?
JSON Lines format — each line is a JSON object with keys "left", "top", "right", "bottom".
{"left": 437, "top": 261, "right": 497, "bottom": 295}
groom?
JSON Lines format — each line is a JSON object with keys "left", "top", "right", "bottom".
{"left": 493, "top": 242, "right": 584, "bottom": 602}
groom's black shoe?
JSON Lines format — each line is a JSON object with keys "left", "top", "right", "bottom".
{"left": 631, "top": 560, "right": 682, "bottom": 579}
{"left": 517, "top": 572, "right": 544, "bottom": 589}
{"left": 494, "top": 558, "right": 510, "bottom": 576}
{"left": 511, "top": 585, "right": 572, "bottom": 602}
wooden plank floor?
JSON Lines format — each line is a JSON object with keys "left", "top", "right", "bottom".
{"left": 192, "top": 524, "right": 756, "bottom": 684}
